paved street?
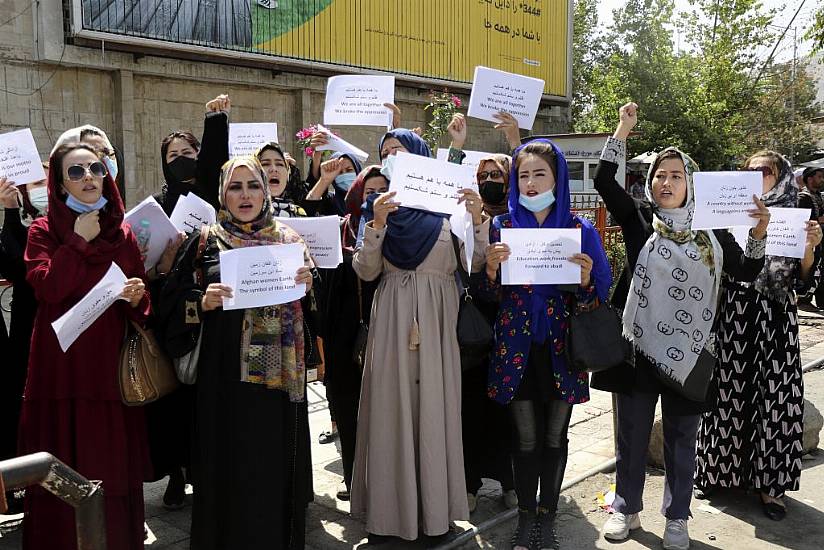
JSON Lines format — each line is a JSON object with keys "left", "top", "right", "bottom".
{"left": 2, "top": 306, "right": 824, "bottom": 549}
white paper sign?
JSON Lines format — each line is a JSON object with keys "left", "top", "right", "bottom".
{"left": 51, "top": 262, "right": 128, "bottom": 352}
{"left": 324, "top": 75, "right": 395, "bottom": 127}
{"left": 692, "top": 172, "right": 762, "bottom": 230}
{"left": 467, "top": 66, "right": 544, "bottom": 130}
{"left": 730, "top": 207, "right": 811, "bottom": 259}
{"left": 219, "top": 244, "right": 306, "bottom": 310}
{"left": 169, "top": 193, "right": 216, "bottom": 234}
{"left": 124, "top": 196, "right": 180, "bottom": 270}
{"left": 500, "top": 228, "right": 582, "bottom": 285}
{"left": 229, "top": 123, "right": 279, "bottom": 157}
{"left": 436, "top": 148, "right": 494, "bottom": 173}
{"left": 315, "top": 124, "right": 369, "bottom": 162}
{"left": 275, "top": 215, "right": 343, "bottom": 269}
{"left": 390, "top": 152, "right": 478, "bottom": 216}
{"left": 0, "top": 128, "right": 46, "bottom": 186}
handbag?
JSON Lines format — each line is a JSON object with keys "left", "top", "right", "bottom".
{"left": 351, "top": 278, "right": 369, "bottom": 368}
{"left": 451, "top": 234, "right": 494, "bottom": 371}
{"left": 174, "top": 324, "right": 203, "bottom": 384}
{"left": 565, "top": 296, "right": 632, "bottom": 373}
{"left": 119, "top": 320, "right": 179, "bottom": 406}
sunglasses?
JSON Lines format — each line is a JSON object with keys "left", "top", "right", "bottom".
{"left": 746, "top": 166, "right": 773, "bottom": 177}
{"left": 66, "top": 161, "right": 107, "bottom": 181}
{"left": 478, "top": 170, "right": 504, "bottom": 180}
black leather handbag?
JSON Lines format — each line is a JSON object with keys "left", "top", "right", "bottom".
{"left": 451, "top": 235, "right": 494, "bottom": 371}
{"left": 351, "top": 278, "right": 369, "bottom": 369}
{"left": 565, "top": 297, "right": 632, "bottom": 373}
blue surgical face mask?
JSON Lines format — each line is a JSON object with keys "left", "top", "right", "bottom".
{"left": 65, "top": 193, "right": 108, "bottom": 214}
{"left": 380, "top": 155, "right": 396, "bottom": 180}
{"left": 518, "top": 189, "right": 555, "bottom": 213}
{"left": 334, "top": 172, "right": 357, "bottom": 192}
{"left": 28, "top": 186, "right": 48, "bottom": 214}
{"left": 103, "top": 156, "right": 119, "bottom": 182}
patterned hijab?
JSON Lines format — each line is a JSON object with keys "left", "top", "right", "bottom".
{"left": 622, "top": 148, "right": 724, "bottom": 387}
{"left": 752, "top": 153, "right": 799, "bottom": 303}
{"left": 211, "top": 156, "right": 308, "bottom": 402}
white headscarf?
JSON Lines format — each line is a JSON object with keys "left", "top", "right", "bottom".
{"left": 50, "top": 124, "right": 114, "bottom": 156}
{"left": 622, "top": 147, "right": 724, "bottom": 386}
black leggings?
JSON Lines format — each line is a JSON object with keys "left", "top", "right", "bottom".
{"left": 510, "top": 399, "right": 573, "bottom": 512}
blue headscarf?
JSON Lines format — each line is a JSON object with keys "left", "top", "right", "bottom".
{"left": 361, "top": 129, "right": 447, "bottom": 270}
{"left": 329, "top": 152, "right": 363, "bottom": 216}
{"left": 379, "top": 128, "right": 432, "bottom": 159}
{"left": 506, "top": 139, "right": 612, "bottom": 343}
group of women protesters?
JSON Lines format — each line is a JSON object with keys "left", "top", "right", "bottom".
{"left": 0, "top": 94, "right": 818, "bottom": 550}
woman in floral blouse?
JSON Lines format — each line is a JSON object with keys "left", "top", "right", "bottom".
{"left": 483, "top": 139, "right": 612, "bottom": 550}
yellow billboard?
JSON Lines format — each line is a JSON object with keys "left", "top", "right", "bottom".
{"left": 79, "top": 0, "right": 570, "bottom": 98}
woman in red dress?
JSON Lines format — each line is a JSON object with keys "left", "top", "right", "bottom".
{"left": 18, "top": 142, "right": 151, "bottom": 549}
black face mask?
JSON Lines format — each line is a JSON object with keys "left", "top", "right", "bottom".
{"left": 479, "top": 180, "right": 507, "bottom": 205}
{"left": 167, "top": 156, "right": 198, "bottom": 183}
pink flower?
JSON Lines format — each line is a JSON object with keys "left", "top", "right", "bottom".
{"left": 304, "top": 146, "right": 314, "bottom": 156}
{"left": 451, "top": 95, "right": 462, "bottom": 107}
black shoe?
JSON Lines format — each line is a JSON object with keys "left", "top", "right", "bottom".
{"left": 318, "top": 430, "right": 338, "bottom": 444}
{"left": 762, "top": 500, "right": 787, "bottom": 521}
{"left": 163, "top": 470, "right": 185, "bottom": 510}
{"left": 336, "top": 485, "right": 351, "bottom": 501}
{"left": 536, "top": 507, "right": 559, "bottom": 550}
{"left": 511, "top": 508, "right": 536, "bottom": 549}
{"left": 366, "top": 533, "right": 393, "bottom": 546}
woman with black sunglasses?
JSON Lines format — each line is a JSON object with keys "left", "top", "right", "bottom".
{"left": 18, "top": 142, "right": 151, "bottom": 549}
{"left": 695, "top": 150, "right": 822, "bottom": 521}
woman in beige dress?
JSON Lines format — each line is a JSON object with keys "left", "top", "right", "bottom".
{"left": 350, "top": 129, "right": 488, "bottom": 543}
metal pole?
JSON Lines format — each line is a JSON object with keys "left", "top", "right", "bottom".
{"left": 0, "top": 452, "right": 107, "bottom": 550}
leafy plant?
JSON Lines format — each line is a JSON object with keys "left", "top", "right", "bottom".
{"left": 422, "top": 91, "right": 461, "bottom": 152}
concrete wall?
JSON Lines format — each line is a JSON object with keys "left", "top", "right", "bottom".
{"left": 0, "top": 0, "right": 570, "bottom": 207}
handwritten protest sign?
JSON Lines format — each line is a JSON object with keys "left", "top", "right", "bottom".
{"left": 0, "top": 128, "right": 46, "bottom": 186}
{"left": 275, "top": 215, "right": 343, "bottom": 268}
{"left": 315, "top": 123, "right": 369, "bottom": 162}
{"left": 467, "top": 66, "right": 544, "bottom": 130}
{"left": 730, "top": 207, "right": 811, "bottom": 259}
{"left": 52, "top": 262, "right": 128, "bottom": 352}
{"left": 219, "top": 243, "right": 306, "bottom": 310}
{"left": 229, "top": 123, "right": 278, "bottom": 157}
{"left": 124, "top": 196, "right": 180, "bottom": 270}
{"left": 500, "top": 228, "right": 582, "bottom": 285}
{"left": 324, "top": 75, "right": 395, "bottom": 127}
{"left": 169, "top": 193, "right": 216, "bottom": 234}
{"left": 692, "top": 172, "right": 762, "bottom": 230}
{"left": 390, "top": 152, "right": 477, "bottom": 216}
{"left": 436, "top": 148, "right": 492, "bottom": 173}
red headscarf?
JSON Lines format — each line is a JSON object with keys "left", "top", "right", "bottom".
{"left": 42, "top": 145, "right": 127, "bottom": 264}
{"left": 342, "top": 165, "right": 381, "bottom": 251}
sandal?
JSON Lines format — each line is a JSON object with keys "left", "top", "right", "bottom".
{"left": 511, "top": 508, "right": 536, "bottom": 550}
{"left": 318, "top": 429, "right": 338, "bottom": 444}
{"left": 536, "top": 507, "right": 560, "bottom": 550}
{"left": 761, "top": 494, "right": 786, "bottom": 521}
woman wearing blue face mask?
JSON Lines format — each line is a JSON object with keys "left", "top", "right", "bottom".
{"left": 349, "top": 128, "right": 488, "bottom": 544}
{"left": 304, "top": 151, "right": 363, "bottom": 216}
{"left": 0, "top": 169, "right": 48, "bottom": 515}
{"left": 483, "top": 139, "right": 612, "bottom": 550}
{"left": 19, "top": 142, "right": 151, "bottom": 549}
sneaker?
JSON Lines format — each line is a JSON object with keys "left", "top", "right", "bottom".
{"left": 318, "top": 429, "right": 338, "bottom": 444}
{"left": 503, "top": 489, "right": 519, "bottom": 509}
{"left": 467, "top": 492, "right": 477, "bottom": 513}
{"left": 662, "top": 519, "right": 690, "bottom": 550}
{"left": 602, "top": 512, "right": 641, "bottom": 541}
